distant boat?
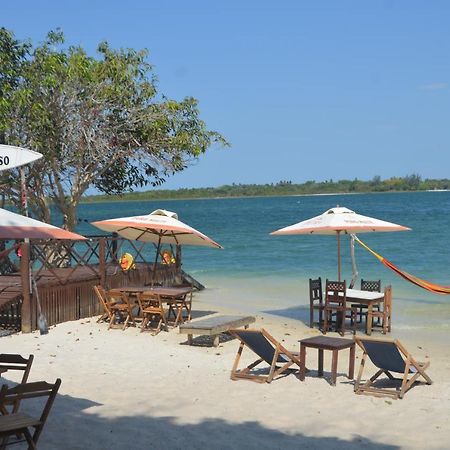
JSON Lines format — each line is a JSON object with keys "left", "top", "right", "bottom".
{"left": 0, "top": 145, "right": 43, "bottom": 171}
{"left": 426, "top": 189, "right": 448, "bottom": 192}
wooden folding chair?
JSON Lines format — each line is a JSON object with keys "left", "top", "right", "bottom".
{"left": 229, "top": 328, "right": 301, "bottom": 383}
{"left": 93, "top": 285, "right": 116, "bottom": 324}
{"left": 0, "top": 354, "right": 34, "bottom": 414}
{"left": 167, "top": 290, "right": 192, "bottom": 326}
{"left": 137, "top": 293, "right": 168, "bottom": 335}
{"left": 369, "top": 285, "right": 392, "bottom": 334}
{"left": 107, "top": 289, "right": 136, "bottom": 331}
{"left": 354, "top": 336, "right": 432, "bottom": 399}
{"left": 0, "top": 379, "right": 61, "bottom": 449}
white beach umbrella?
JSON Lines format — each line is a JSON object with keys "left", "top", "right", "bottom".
{"left": 91, "top": 209, "right": 222, "bottom": 248}
{"left": 91, "top": 209, "right": 222, "bottom": 283}
{"left": 0, "top": 207, "right": 86, "bottom": 240}
{"left": 271, "top": 206, "right": 410, "bottom": 280}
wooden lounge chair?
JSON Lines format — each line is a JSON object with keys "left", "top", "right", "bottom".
{"left": 0, "top": 354, "right": 34, "bottom": 414}
{"left": 309, "top": 277, "right": 324, "bottom": 328}
{"left": 229, "top": 328, "right": 301, "bottom": 383}
{"left": 354, "top": 337, "right": 432, "bottom": 399}
{"left": 0, "top": 379, "right": 61, "bottom": 449}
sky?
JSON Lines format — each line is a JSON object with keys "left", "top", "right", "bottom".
{"left": 3, "top": 1, "right": 450, "bottom": 189}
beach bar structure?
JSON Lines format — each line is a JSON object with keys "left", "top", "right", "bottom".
{"left": 0, "top": 236, "right": 185, "bottom": 333}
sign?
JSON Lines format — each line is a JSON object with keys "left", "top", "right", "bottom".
{"left": 0, "top": 145, "right": 43, "bottom": 171}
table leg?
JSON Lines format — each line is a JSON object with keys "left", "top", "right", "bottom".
{"left": 318, "top": 349, "right": 324, "bottom": 377}
{"left": 331, "top": 349, "right": 338, "bottom": 386}
{"left": 187, "top": 334, "right": 193, "bottom": 345}
{"left": 348, "top": 344, "right": 355, "bottom": 379}
{"left": 367, "top": 302, "right": 373, "bottom": 335}
{"left": 299, "top": 344, "right": 306, "bottom": 381}
{"left": 213, "top": 335, "right": 220, "bottom": 347}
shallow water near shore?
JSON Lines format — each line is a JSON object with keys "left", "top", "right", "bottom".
{"left": 77, "top": 191, "right": 450, "bottom": 342}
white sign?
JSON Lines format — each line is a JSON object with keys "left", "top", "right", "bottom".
{"left": 0, "top": 145, "right": 43, "bottom": 171}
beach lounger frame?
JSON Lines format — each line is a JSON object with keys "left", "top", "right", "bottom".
{"left": 229, "top": 328, "right": 301, "bottom": 383}
{"left": 354, "top": 336, "right": 432, "bottom": 399}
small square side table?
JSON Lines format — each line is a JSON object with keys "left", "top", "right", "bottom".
{"left": 299, "top": 336, "right": 355, "bottom": 386}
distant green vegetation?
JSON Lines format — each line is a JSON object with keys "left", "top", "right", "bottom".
{"left": 81, "top": 175, "right": 450, "bottom": 202}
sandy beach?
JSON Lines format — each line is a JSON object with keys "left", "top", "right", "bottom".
{"left": 1, "top": 290, "right": 449, "bottom": 450}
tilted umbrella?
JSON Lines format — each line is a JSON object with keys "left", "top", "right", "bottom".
{"left": 91, "top": 209, "right": 222, "bottom": 281}
{"left": 0, "top": 207, "right": 86, "bottom": 240}
{"left": 270, "top": 206, "right": 410, "bottom": 281}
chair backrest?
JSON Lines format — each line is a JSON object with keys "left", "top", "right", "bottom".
{"left": 137, "top": 292, "right": 162, "bottom": 311}
{"left": 93, "top": 285, "right": 111, "bottom": 313}
{"left": 384, "top": 285, "right": 392, "bottom": 310}
{"left": 325, "top": 279, "right": 346, "bottom": 308}
{"left": 361, "top": 279, "right": 381, "bottom": 292}
{"left": 309, "top": 278, "right": 323, "bottom": 305}
{"left": 356, "top": 338, "right": 406, "bottom": 373}
{"left": 232, "top": 329, "right": 287, "bottom": 364}
{"left": 0, "top": 354, "right": 33, "bottom": 385}
{"left": 0, "top": 379, "right": 61, "bottom": 433}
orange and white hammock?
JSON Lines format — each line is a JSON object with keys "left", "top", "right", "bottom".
{"left": 352, "top": 234, "right": 450, "bottom": 295}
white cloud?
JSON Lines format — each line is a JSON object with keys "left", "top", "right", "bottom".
{"left": 420, "top": 82, "right": 448, "bottom": 90}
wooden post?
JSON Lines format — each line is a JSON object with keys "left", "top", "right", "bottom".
{"left": 20, "top": 241, "right": 31, "bottom": 333}
{"left": 336, "top": 231, "right": 341, "bottom": 281}
{"left": 99, "top": 238, "right": 106, "bottom": 287}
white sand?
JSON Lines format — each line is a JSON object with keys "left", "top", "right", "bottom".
{"left": 1, "top": 294, "right": 449, "bottom": 450}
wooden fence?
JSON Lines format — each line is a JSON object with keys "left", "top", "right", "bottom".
{"left": 0, "top": 236, "right": 182, "bottom": 332}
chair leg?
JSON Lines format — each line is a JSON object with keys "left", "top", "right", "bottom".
{"left": 309, "top": 304, "right": 313, "bottom": 328}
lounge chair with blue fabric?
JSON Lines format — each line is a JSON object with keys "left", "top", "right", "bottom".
{"left": 354, "top": 336, "right": 432, "bottom": 399}
{"left": 229, "top": 328, "right": 301, "bottom": 383}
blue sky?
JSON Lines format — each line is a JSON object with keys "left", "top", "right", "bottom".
{"left": 3, "top": 1, "right": 450, "bottom": 189}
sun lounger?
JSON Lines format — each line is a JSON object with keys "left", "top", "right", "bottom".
{"left": 229, "top": 328, "right": 301, "bottom": 383}
{"left": 354, "top": 336, "right": 432, "bottom": 399}
{"left": 179, "top": 315, "right": 255, "bottom": 347}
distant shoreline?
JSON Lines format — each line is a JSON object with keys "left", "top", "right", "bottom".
{"left": 80, "top": 186, "right": 449, "bottom": 204}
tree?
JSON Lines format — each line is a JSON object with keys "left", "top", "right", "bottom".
{"left": 0, "top": 29, "right": 228, "bottom": 230}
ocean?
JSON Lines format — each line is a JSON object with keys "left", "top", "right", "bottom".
{"left": 75, "top": 191, "right": 450, "bottom": 334}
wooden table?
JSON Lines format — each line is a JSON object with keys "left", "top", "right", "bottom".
{"left": 346, "top": 289, "right": 384, "bottom": 335}
{"left": 299, "top": 336, "right": 355, "bottom": 386}
{"left": 179, "top": 315, "right": 256, "bottom": 347}
{"left": 116, "top": 286, "right": 193, "bottom": 327}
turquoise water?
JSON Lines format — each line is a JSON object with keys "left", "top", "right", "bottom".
{"left": 75, "top": 192, "right": 450, "bottom": 330}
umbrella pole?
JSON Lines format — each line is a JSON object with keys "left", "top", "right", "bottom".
{"left": 151, "top": 237, "right": 162, "bottom": 287}
{"left": 337, "top": 231, "right": 341, "bottom": 281}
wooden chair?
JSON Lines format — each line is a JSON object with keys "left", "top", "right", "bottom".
{"left": 109, "top": 290, "right": 137, "bottom": 331}
{"left": 309, "top": 278, "right": 324, "bottom": 328}
{"left": 93, "top": 285, "right": 115, "bottom": 324}
{"left": 137, "top": 293, "right": 168, "bottom": 335}
{"left": 0, "top": 379, "right": 61, "bottom": 449}
{"left": 355, "top": 279, "right": 381, "bottom": 323}
{"left": 323, "top": 280, "right": 356, "bottom": 336}
{"left": 369, "top": 285, "right": 392, "bottom": 334}
{"left": 354, "top": 337, "right": 432, "bottom": 399}
{"left": 229, "top": 328, "right": 301, "bottom": 383}
{"left": 0, "top": 354, "right": 34, "bottom": 414}
{"left": 166, "top": 290, "right": 192, "bottom": 326}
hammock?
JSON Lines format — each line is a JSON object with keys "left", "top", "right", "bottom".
{"left": 352, "top": 234, "right": 450, "bottom": 295}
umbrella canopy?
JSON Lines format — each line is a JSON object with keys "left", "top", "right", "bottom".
{"left": 0, "top": 207, "right": 86, "bottom": 240}
{"left": 271, "top": 206, "right": 410, "bottom": 280}
{"left": 91, "top": 209, "right": 222, "bottom": 248}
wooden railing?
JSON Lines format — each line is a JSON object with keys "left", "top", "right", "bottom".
{"left": 8, "top": 236, "right": 182, "bottom": 332}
